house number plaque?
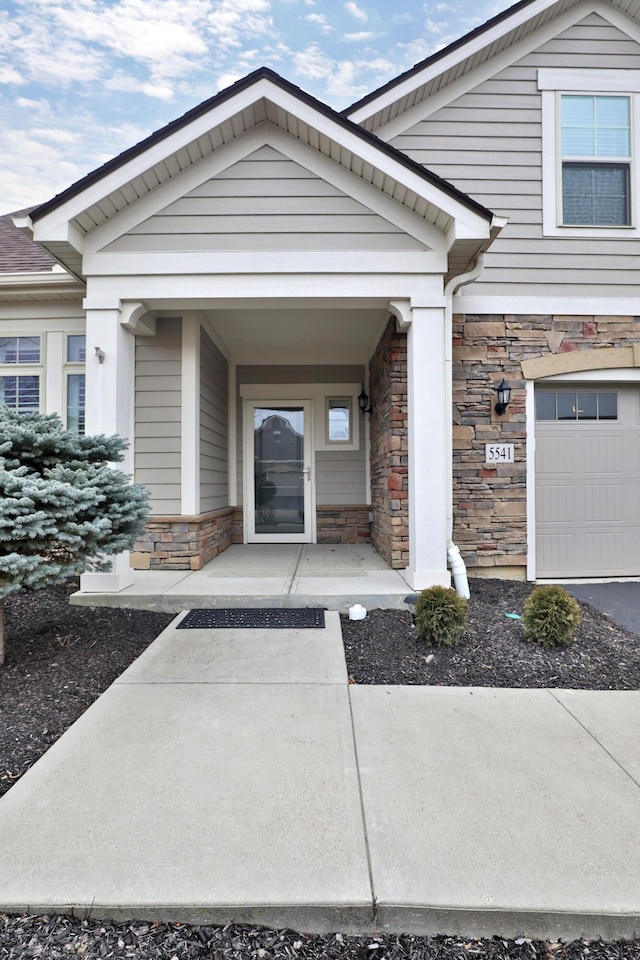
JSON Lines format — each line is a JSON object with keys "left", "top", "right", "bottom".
{"left": 485, "top": 443, "right": 514, "bottom": 464}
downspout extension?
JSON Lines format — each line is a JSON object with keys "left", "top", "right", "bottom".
{"left": 443, "top": 253, "right": 487, "bottom": 600}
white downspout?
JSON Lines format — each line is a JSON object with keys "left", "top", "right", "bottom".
{"left": 443, "top": 253, "right": 487, "bottom": 599}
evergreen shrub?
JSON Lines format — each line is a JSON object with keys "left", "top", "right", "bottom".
{"left": 521, "top": 585, "right": 582, "bottom": 647}
{"left": 414, "top": 585, "right": 470, "bottom": 646}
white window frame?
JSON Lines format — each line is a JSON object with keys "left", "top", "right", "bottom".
{"left": 539, "top": 69, "right": 640, "bottom": 237}
{"left": 325, "top": 395, "right": 353, "bottom": 446}
{"left": 63, "top": 333, "right": 86, "bottom": 432}
{"left": 0, "top": 335, "right": 44, "bottom": 414}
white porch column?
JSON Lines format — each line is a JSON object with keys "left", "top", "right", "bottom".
{"left": 80, "top": 303, "right": 136, "bottom": 593}
{"left": 181, "top": 315, "right": 201, "bottom": 515}
{"left": 404, "top": 304, "right": 451, "bottom": 590}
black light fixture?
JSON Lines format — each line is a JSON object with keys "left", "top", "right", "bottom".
{"left": 358, "top": 388, "right": 372, "bottom": 415}
{"left": 494, "top": 379, "right": 512, "bottom": 416}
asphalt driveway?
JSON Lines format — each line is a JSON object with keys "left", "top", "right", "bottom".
{"left": 565, "top": 582, "right": 640, "bottom": 635}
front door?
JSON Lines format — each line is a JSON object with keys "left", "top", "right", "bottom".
{"left": 245, "top": 401, "right": 313, "bottom": 543}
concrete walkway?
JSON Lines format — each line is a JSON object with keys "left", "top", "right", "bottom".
{"left": 71, "top": 544, "right": 415, "bottom": 612}
{"left": 1, "top": 612, "right": 640, "bottom": 939}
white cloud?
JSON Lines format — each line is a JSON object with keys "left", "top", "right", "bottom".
{"left": 292, "top": 43, "right": 391, "bottom": 105}
{"left": 207, "top": 0, "right": 276, "bottom": 51}
{"left": 306, "top": 12, "right": 333, "bottom": 33}
{"left": 0, "top": 65, "right": 24, "bottom": 85}
{"left": 344, "top": 1, "right": 367, "bottom": 22}
{"left": 106, "top": 72, "right": 176, "bottom": 100}
{"left": 343, "top": 31, "right": 374, "bottom": 42}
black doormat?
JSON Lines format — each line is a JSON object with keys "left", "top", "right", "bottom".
{"left": 177, "top": 608, "right": 326, "bottom": 629}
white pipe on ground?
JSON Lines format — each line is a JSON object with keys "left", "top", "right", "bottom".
{"left": 443, "top": 254, "right": 488, "bottom": 601}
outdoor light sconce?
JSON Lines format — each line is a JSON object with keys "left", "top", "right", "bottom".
{"left": 94, "top": 346, "right": 105, "bottom": 364}
{"left": 358, "top": 388, "right": 372, "bottom": 415}
{"left": 494, "top": 379, "right": 512, "bottom": 415}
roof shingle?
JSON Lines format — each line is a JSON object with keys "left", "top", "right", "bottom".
{"left": 0, "top": 209, "right": 56, "bottom": 274}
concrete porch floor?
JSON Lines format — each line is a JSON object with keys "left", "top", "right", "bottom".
{"left": 71, "top": 544, "right": 416, "bottom": 612}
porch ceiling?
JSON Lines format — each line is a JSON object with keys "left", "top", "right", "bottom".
{"left": 202, "top": 305, "right": 390, "bottom": 365}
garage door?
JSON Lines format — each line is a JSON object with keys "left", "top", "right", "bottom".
{"left": 535, "top": 385, "right": 640, "bottom": 578}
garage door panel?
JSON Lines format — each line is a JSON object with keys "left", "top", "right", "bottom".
{"left": 536, "top": 484, "right": 575, "bottom": 522}
{"left": 536, "top": 435, "right": 574, "bottom": 475}
{"left": 582, "top": 434, "right": 623, "bottom": 474}
{"left": 537, "top": 532, "right": 575, "bottom": 576}
{"left": 583, "top": 484, "right": 624, "bottom": 523}
{"left": 584, "top": 532, "right": 626, "bottom": 572}
{"left": 535, "top": 384, "right": 639, "bottom": 577}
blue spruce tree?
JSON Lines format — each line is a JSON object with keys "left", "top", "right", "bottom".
{"left": 0, "top": 410, "right": 149, "bottom": 665}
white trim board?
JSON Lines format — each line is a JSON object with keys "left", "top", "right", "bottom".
{"left": 453, "top": 295, "right": 640, "bottom": 315}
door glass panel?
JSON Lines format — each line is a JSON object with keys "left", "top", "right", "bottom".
{"left": 253, "top": 406, "right": 305, "bottom": 535}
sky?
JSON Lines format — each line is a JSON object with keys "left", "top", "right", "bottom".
{"left": 0, "top": 0, "right": 505, "bottom": 213}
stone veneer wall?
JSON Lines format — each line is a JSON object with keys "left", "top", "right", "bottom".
{"left": 316, "top": 506, "right": 371, "bottom": 543}
{"left": 130, "top": 507, "right": 233, "bottom": 570}
{"left": 368, "top": 320, "right": 408, "bottom": 568}
{"left": 453, "top": 313, "right": 640, "bottom": 577}
{"left": 228, "top": 506, "right": 371, "bottom": 544}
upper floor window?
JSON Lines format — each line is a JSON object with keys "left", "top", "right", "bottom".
{"left": 538, "top": 69, "right": 640, "bottom": 238}
{"left": 561, "top": 95, "right": 631, "bottom": 226}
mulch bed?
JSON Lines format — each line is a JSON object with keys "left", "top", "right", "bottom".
{"left": 2, "top": 917, "right": 640, "bottom": 960}
{"left": 342, "top": 578, "right": 640, "bottom": 689}
{"left": 1, "top": 577, "right": 639, "bottom": 955}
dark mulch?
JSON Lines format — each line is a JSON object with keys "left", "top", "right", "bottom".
{"left": 342, "top": 579, "right": 640, "bottom": 689}
{"left": 1, "top": 917, "right": 640, "bottom": 960}
{"left": 0, "top": 581, "right": 173, "bottom": 799}
{"left": 1, "top": 579, "right": 639, "bottom": 955}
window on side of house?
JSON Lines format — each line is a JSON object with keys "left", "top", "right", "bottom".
{"left": 560, "top": 95, "right": 631, "bottom": 226}
{"left": 65, "top": 335, "right": 86, "bottom": 433}
{"left": 0, "top": 336, "right": 41, "bottom": 413}
{"left": 326, "top": 396, "right": 352, "bottom": 444}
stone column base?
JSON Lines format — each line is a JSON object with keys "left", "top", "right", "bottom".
{"left": 130, "top": 507, "right": 233, "bottom": 570}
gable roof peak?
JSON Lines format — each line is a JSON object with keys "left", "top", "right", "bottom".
{"left": 344, "top": 0, "right": 632, "bottom": 129}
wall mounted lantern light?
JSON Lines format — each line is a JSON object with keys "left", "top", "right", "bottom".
{"left": 358, "top": 388, "right": 372, "bottom": 415}
{"left": 494, "top": 379, "right": 512, "bottom": 415}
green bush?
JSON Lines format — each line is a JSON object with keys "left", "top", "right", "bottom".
{"left": 414, "top": 585, "right": 470, "bottom": 646}
{"left": 521, "top": 585, "right": 582, "bottom": 647}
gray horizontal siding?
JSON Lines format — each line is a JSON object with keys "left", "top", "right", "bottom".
{"left": 391, "top": 14, "right": 640, "bottom": 297}
{"left": 316, "top": 450, "right": 367, "bottom": 505}
{"left": 104, "top": 144, "right": 426, "bottom": 254}
{"left": 200, "top": 329, "right": 228, "bottom": 513}
{"left": 134, "top": 317, "right": 181, "bottom": 515}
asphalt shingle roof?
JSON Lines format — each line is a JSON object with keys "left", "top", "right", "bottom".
{"left": 0, "top": 209, "right": 56, "bottom": 274}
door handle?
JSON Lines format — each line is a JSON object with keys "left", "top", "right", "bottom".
{"left": 300, "top": 467, "right": 311, "bottom": 481}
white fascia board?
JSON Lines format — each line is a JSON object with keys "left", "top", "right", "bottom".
{"left": 12, "top": 215, "right": 33, "bottom": 237}
{"left": 33, "top": 220, "right": 86, "bottom": 255}
{"left": 538, "top": 68, "right": 640, "bottom": 91}
{"left": 0, "top": 271, "right": 79, "bottom": 288}
{"left": 84, "top": 126, "right": 267, "bottom": 253}
{"left": 30, "top": 81, "right": 281, "bottom": 242}
{"left": 453, "top": 294, "right": 640, "bottom": 315}
{"left": 267, "top": 88, "right": 491, "bottom": 238}
{"left": 82, "top": 249, "right": 448, "bottom": 277}
{"left": 85, "top": 271, "right": 445, "bottom": 303}
{"left": 371, "top": 0, "right": 602, "bottom": 141}
{"left": 347, "top": 0, "right": 568, "bottom": 125}
{"left": 85, "top": 124, "right": 448, "bottom": 255}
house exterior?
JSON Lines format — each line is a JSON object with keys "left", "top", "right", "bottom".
{"left": 1, "top": 0, "right": 639, "bottom": 591}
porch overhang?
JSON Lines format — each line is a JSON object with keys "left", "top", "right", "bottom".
{"left": 19, "top": 70, "right": 499, "bottom": 286}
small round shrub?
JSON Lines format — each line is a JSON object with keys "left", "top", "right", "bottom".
{"left": 414, "top": 585, "right": 470, "bottom": 647}
{"left": 521, "top": 585, "right": 582, "bottom": 647}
